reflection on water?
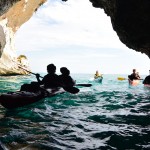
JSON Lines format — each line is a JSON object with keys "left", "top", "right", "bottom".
{"left": 0, "top": 74, "right": 150, "bottom": 149}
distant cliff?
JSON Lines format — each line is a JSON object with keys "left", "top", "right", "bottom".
{"left": 0, "top": 0, "right": 150, "bottom": 75}
{"left": 0, "top": 0, "right": 46, "bottom": 75}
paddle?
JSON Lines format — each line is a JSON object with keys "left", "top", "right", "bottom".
{"left": 63, "top": 87, "right": 79, "bottom": 94}
{"left": 75, "top": 84, "right": 92, "bottom": 87}
{"left": 117, "top": 77, "right": 143, "bottom": 81}
{"left": 18, "top": 66, "right": 79, "bottom": 94}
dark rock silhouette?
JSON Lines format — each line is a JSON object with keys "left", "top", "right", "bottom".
{"left": 90, "top": 0, "right": 150, "bottom": 57}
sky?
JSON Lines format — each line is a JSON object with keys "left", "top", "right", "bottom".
{"left": 15, "top": 0, "right": 150, "bottom": 75}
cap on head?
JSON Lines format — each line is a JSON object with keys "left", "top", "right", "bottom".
{"left": 47, "top": 64, "right": 56, "bottom": 73}
{"left": 60, "top": 67, "right": 70, "bottom": 75}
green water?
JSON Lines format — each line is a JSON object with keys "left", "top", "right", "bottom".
{"left": 0, "top": 74, "right": 150, "bottom": 150}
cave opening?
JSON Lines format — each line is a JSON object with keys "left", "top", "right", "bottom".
{"left": 14, "top": 0, "right": 149, "bottom": 75}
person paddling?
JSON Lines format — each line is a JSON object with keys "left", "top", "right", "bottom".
{"left": 59, "top": 67, "right": 76, "bottom": 87}
{"left": 36, "top": 64, "right": 62, "bottom": 88}
{"left": 128, "top": 69, "right": 141, "bottom": 81}
{"left": 94, "top": 70, "right": 102, "bottom": 79}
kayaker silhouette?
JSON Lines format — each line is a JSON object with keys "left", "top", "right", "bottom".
{"left": 36, "top": 64, "right": 62, "bottom": 88}
{"left": 143, "top": 70, "right": 150, "bottom": 84}
{"left": 59, "top": 67, "right": 76, "bottom": 87}
{"left": 128, "top": 69, "right": 140, "bottom": 81}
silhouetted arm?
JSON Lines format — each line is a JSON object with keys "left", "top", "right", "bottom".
{"left": 36, "top": 74, "right": 44, "bottom": 85}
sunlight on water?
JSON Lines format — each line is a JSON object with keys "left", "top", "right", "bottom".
{"left": 0, "top": 74, "right": 150, "bottom": 150}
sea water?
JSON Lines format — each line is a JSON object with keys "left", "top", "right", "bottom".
{"left": 0, "top": 74, "right": 150, "bottom": 150}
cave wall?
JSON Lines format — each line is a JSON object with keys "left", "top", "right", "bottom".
{"left": 0, "top": 0, "right": 46, "bottom": 75}
{"left": 89, "top": 0, "right": 150, "bottom": 57}
{"left": 0, "top": 0, "right": 21, "bottom": 16}
{"left": 0, "top": 25, "right": 6, "bottom": 57}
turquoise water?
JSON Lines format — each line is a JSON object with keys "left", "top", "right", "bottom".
{"left": 0, "top": 74, "right": 150, "bottom": 150}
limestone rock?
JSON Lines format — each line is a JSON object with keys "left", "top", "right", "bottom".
{"left": 0, "top": 0, "right": 46, "bottom": 75}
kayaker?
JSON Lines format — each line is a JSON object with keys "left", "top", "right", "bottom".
{"left": 143, "top": 75, "right": 150, "bottom": 84}
{"left": 94, "top": 70, "right": 102, "bottom": 79}
{"left": 59, "top": 67, "right": 76, "bottom": 87}
{"left": 36, "top": 64, "right": 62, "bottom": 88}
{"left": 143, "top": 70, "right": 150, "bottom": 84}
{"left": 128, "top": 69, "right": 141, "bottom": 80}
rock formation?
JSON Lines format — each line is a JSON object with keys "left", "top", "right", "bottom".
{"left": 89, "top": 0, "right": 150, "bottom": 57}
{"left": 0, "top": 0, "right": 46, "bottom": 75}
{"left": 0, "top": 0, "right": 150, "bottom": 75}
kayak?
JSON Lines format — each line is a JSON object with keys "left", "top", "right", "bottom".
{"left": 117, "top": 77, "right": 126, "bottom": 80}
{"left": 94, "top": 76, "right": 103, "bottom": 83}
{"left": 143, "top": 84, "right": 150, "bottom": 88}
{"left": 0, "top": 88, "right": 65, "bottom": 109}
{"left": 128, "top": 79, "right": 140, "bottom": 86}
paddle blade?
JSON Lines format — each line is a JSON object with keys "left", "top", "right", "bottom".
{"left": 63, "top": 87, "right": 80, "bottom": 94}
{"left": 75, "top": 84, "right": 92, "bottom": 87}
{"left": 117, "top": 77, "right": 126, "bottom": 80}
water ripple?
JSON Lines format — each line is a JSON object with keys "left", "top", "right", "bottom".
{"left": 0, "top": 74, "right": 150, "bottom": 149}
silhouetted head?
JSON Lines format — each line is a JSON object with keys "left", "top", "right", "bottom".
{"left": 60, "top": 67, "right": 70, "bottom": 76}
{"left": 133, "top": 69, "right": 136, "bottom": 73}
{"left": 47, "top": 64, "right": 56, "bottom": 74}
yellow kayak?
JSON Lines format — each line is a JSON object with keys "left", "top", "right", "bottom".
{"left": 117, "top": 77, "right": 126, "bottom": 80}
